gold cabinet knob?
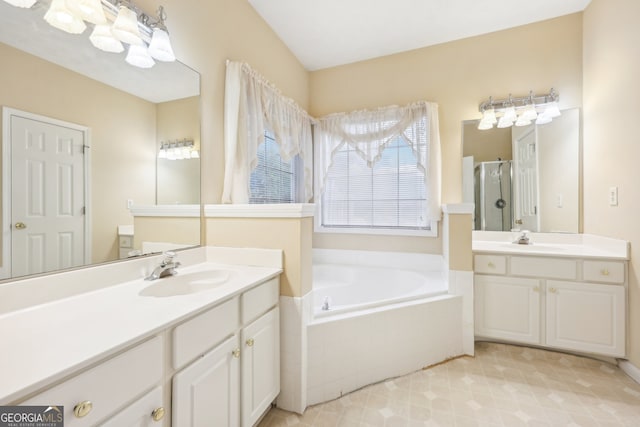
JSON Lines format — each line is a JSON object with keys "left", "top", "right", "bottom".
{"left": 488, "top": 262, "right": 495, "bottom": 268}
{"left": 151, "top": 407, "right": 165, "bottom": 422}
{"left": 246, "top": 338, "right": 254, "bottom": 347}
{"left": 14, "top": 222, "right": 27, "bottom": 230}
{"left": 549, "top": 287, "right": 558, "bottom": 294}
{"left": 601, "top": 269, "right": 610, "bottom": 276}
{"left": 232, "top": 348, "right": 240, "bottom": 358}
{"left": 73, "top": 401, "right": 93, "bottom": 418}
{"left": 533, "top": 286, "right": 540, "bottom": 293}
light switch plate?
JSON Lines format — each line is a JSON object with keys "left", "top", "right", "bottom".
{"left": 609, "top": 187, "right": 618, "bottom": 206}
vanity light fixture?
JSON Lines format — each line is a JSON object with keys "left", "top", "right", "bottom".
{"left": 158, "top": 140, "right": 199, "bottom": 160}
{"left": 38, "top": 0, "right": 177, "bottom": 69}
{"left": 478, "top": 88, "right": 561, "bottom": 130}
{"left": 44, "top": 0, "right": 87, "bottom": 34}
{"left": 2, "top": 0, "right": 36, "bottom": 8}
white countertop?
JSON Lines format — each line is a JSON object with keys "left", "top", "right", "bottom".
{"left": 0, "top": 250, "right": 281, "bottom": 404}
{"left": 472, "top": 231, "right": 629, "bottom": 260}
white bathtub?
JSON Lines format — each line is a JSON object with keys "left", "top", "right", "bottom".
{"left": 306, "top": 249, "right": 464, "bottom": 406}
{"left": 313, "top": 262, "right": 448, "bottom": 317}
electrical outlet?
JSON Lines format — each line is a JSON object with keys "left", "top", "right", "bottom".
{"left": 127, "top": 199, "right": 134, "bottom": 209}
{"left": 609, "top": 187, "right": 618, "bottom": 206}
{"left": 556, "top": 194, "right": 563, "bottom": 208}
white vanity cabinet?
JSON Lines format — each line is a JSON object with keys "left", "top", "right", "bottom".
{"left": 474, "top": 254, "right": 627, "bottom": 357}
{"left": 22, "top": 336, "right": 164, "bottom": 427}
{"left": 171, "top": 277, "right": 280, "bottom": 427}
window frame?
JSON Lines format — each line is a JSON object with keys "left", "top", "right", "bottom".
{"left": 249, "top": 130, "right": 305, "bottom": 204}
{"left": 314, "top": 136, "right": 438, "bottom": 237}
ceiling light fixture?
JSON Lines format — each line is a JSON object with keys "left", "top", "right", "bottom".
{"left": 478, "top": 89, "right": 560, "bottom": 130}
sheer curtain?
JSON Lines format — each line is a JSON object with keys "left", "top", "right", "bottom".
{"left": 315, "top": 101, "right": 441, "bottom": 221}
{"left": 222, "top": 61, "right": 314, "bottom": 203}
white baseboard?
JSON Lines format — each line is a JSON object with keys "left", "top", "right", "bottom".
{"left": 619, "top": 359, "right": 640, "bottom": 385}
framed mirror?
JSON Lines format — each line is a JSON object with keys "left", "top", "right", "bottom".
{"left": 462, "top": 108, "right": 580, "bottom": 233}
{"left": 0, "top": 1, "right": 201, "bottom": 280}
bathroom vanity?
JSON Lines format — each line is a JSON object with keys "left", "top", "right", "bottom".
{"left": 0, "top": 247, "right": 282, "bottom": 427}
{"left": 473, "top": 232, "right": 629, "bottom": 358}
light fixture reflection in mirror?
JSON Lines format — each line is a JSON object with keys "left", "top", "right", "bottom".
{"left": 462, "top": 108, "right": 580, "bottom": 234}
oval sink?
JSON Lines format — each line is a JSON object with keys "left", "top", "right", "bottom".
{"left": 139, "top": 270, "right": 234, "bottom": 297}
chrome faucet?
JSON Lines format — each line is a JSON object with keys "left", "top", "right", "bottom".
{"left": 513, "top": 230, "right": 532, "bottom": 245}
{"left": 145, "top": 251, "right": 181, "bottom": 281}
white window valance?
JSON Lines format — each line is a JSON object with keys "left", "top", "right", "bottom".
{"left": 222, "top": 61, "right": 314, "bottom": 203}
{"left": 315, "top": 101, "right": 442, "bottom": 221}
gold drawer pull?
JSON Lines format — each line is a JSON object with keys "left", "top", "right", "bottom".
{"left": 73, "top": 401, "right": 93, "bottom": 418}
{"left": 533, "top": 286, "right": 540, "bottom": 293}
{"left": 151, "top": 407, "right": 165, "bottom": 422}
{"left": 246, "top": 338, "right": 254, "bottom": 347}
{"left": 232, "top": 348, "right": 240, "bottom": 358}
{"left": 601, "top": 269, "right": 610, "bottom": 276}
{"left": 488, "top": 262, "right": 495, "bottom": 268}
{"left": 549, "top": 287, "right": 558, "bottom": 294}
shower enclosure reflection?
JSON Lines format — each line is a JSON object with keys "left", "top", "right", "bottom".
{"left": 474, "top": 160, "right": 512, "bottom": 231}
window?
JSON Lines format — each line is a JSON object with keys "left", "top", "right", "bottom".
{"left": 321, "top": 137, "right": 428, "bottom": 232}
{"left": 250, "top": 131, "right": 302, "bottom": 203}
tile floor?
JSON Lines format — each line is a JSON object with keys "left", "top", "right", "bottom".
{"left": 259, "top": 342, "right": 640, "bottom": 426}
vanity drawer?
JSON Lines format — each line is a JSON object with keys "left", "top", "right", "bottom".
{"left": 241, "top": 277, "right": 279, "bottom": 324}
{"left": 583, "top": 260, "right": 625, "bottom": 284}
{"left": 511, "top": 256, "right": 577, "bottom": 280}
{"left": 22, "top": 336, "right": 162, "bottom": 427}
{"left": 173, "top": 297, "right": 239, "bottom": 370}
{"left": 474, "top": 255, "right": 507, "bottom": 275}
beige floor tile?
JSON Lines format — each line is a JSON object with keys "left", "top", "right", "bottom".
{"left": 258, "top": 343, "right": 640, "bottom": 427}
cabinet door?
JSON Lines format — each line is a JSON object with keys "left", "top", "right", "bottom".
{"left": 241, "top": 307, "right": 280, "bottom": 427}
{"left": 546, "top": 281, "right": 625, "bottom": 357}
{"left": 475, "top": 275, "right": 541, "bottom": 344}
{"left": 173, "top": 335, "right": 240, "bottom": 427}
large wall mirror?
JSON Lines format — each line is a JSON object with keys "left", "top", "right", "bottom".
{"left": 0, "top": 1, "right": 201, "bottom": 280}
{"left": 462, "top": 108, "right": 580, "bottom": 233}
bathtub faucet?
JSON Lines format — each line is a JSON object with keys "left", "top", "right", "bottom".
{"left": 321, "top": 296, "right": 331, "bottom": 311}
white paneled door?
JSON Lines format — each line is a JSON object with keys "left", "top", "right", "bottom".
{"left": 513, "top": 128, "right": 539, "bottom": 232}
{"left": 7, "top": 110, "right": 88, "bottom": 277}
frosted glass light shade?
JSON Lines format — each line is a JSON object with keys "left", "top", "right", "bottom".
{"left": 44, "top": 0, "right": 87, "bottom": 34}
{"left": 497, "top": 115, "right": 513, "bottom": 129}
{"left": 515, "top": 115, "right": 532, "bottom": 127}
{"left": 90, "top": 24, "right": 124, "bottom": 53}
{"left": 481, "top": 108, "right": 497, "bottom": 124}
{"left": 148, "top": 28, "right": 176, "bottom": 62}
{"left": 536, "top": 114, "right": 553, "bottom": 125}
{"left": 190, "top": 149, "right": 200, "bottom": 159}
{"left": 125, "top": 44, "right": 155, "bottom": 68}
{"left": 543, "top": 102, "right": 561, "bottom": 118}
{"left": 521, "top": 104, "right": 538, "bottom": 121}
{"left": 502, "top": 106, "right": 517, "bottom": 123}
{"left": 70, "top": 0, "right": 107, "bottom": 24}
{"left": 3, "top": 0, "right": 37, "bottom": 8}
{"left": 112, "top": 5, "right": 143, "bottom": 46}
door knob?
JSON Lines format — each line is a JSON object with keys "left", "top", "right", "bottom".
{"left": 14, "top": 222, "right": 27, "bottom": 230}
{"left": 515, "top": 219, "right": 523, "bottom": 225}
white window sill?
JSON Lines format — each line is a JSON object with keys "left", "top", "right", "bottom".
{"left": 314, "top": 222, "right": 439, "bottom": 237}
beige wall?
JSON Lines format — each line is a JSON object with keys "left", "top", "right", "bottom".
{"left": 0, "top": 42, "right": 157, "bottom": 265}
{"left": 462, "top": 122, "right": 512, "bottom": 163}
{"left": 206, "top": 217, "right": 313, "bottom": 297}
{"left": 309, "top": 14, "right": 583, "bottom": 253}
{"left": 583, "top": 0, "right": 640, "bottom": 366}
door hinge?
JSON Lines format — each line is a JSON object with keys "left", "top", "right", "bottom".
{"left": 81, "top": 206, "right": 86, "bottom": 215}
